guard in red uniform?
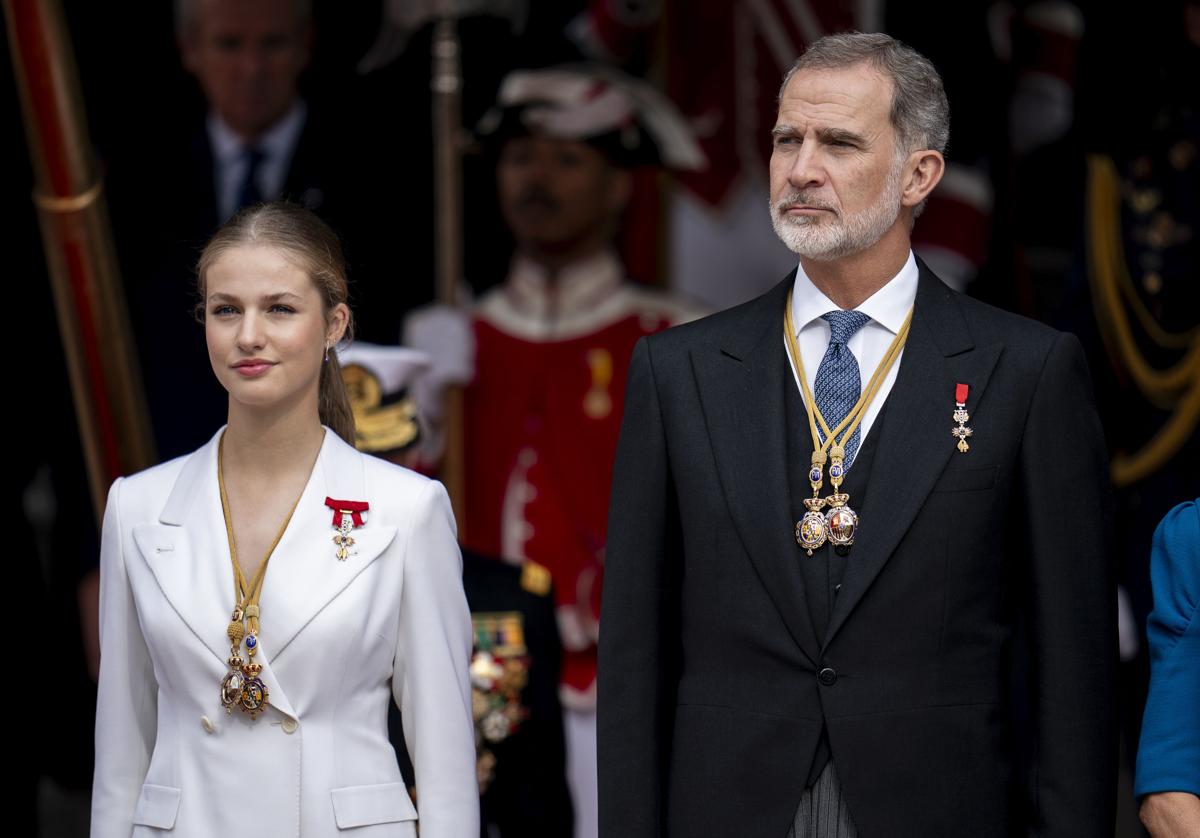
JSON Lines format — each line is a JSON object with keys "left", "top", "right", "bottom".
{"left": 407, "top": 64, "right": 706, "bottom": 838}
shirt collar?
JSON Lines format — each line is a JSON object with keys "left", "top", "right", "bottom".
{"left": 207, "top": 99, "right": 307, "bottom": 165}
{"left": 506, "top": 249, "right": 624, "bottom": 319}
{"left": 790, "top": 250, "right": 919, "bottom": 336}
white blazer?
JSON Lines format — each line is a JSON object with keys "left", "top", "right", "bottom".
{"left": 91, "top": 427, "right": 479, "bottom": 837}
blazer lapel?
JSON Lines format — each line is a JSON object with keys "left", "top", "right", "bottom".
{"left": 690, "top": 273, "right": 823, "bottom": 666}
{"left": 136, "top": 430, "right": 235, "bottom": 670}
{"left": 258, "top": 430, "right": 398, "bottom": 664}
{"left": 823, "top": 266, "right": 1003, "bottom": 648}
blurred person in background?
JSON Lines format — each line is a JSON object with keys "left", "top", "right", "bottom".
{"left": 105, "top": 0, "right": 390, "bottom": 461}
{"left": 339, "top": 342, "right": 574, "bottom": 836}
{"left": 406, "top": 63, "right": 706, "bottom": 838}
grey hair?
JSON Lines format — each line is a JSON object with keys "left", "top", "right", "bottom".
{"left": 779, "top": 32, "right": 949, "bottom": 157}
{"left": 174, "top": 0, "right": 313, "bottom": 39}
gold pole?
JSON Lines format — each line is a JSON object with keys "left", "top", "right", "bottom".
{"left": 431, "top": 11, "right": 467, "bottom": 534}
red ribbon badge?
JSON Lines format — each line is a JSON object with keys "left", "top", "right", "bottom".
{"left": 955, "top": 382, "right": 969, "bottom": 404}
{"left": 324, "top": 497, "right": 369, "bottom": 527}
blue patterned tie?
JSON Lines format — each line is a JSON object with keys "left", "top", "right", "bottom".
{"left": 813, "top": 310, "right": 872, "bottom": 469}
{"left": 236, "top": 146, "right": 266, "bottom": 211}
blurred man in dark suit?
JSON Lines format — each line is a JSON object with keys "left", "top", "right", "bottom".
{"left": 106, "top": 0, "right": 392, "bottom": 461}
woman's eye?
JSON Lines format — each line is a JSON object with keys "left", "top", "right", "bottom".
{"left": 269, "top": 304, "right": 296, "bottom": 314}
{"left": 211, "top": 304, "right": 237, "bottom": 316}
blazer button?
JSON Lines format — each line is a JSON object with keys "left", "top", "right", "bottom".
{"left": 200, "top": 715, "right": 215, "bottom": 733}
{"left": 818, "top": 667, "right": 837, "bottom": 686}
{"left": 280, "top": 718, "right": 299, "bottom": 734}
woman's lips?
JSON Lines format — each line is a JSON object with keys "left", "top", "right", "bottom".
{"left": 233, "top": 361, "right": 275, "bottom": 377}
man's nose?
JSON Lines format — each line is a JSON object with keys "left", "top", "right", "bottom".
{"left": 237, "top": 45, "right": 268, "bottom": 80}
{"left": 787, "top": 144, "right": 825, "bottom": 191}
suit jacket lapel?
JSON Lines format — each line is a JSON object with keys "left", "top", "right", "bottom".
{"left": 138, "top": 428, "right": 397, "bottom": 720}
{"left": 823, "top": 266, "right": 1003, "bottom": 648}
{"left": 259, "top": 430, "right": 398, "bottom": 664}
{"left": 691, "top": 273, "right": 823, "bottom": 666}
{"left": 136, "top": 430, "right": 234, "bottom": 670}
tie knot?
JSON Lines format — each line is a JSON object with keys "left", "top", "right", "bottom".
{"left": 242, "top": 146, "right": 266, "bottom": 172}
{"left": 821, "top": 310, "right": 871, "bottom": 345}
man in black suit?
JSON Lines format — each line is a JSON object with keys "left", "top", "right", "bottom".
{"left": 107, "top": 0, "right": 404, "bottom": 460}
{"left": 597, "top": 32, "right": 1116, "bottom": 838}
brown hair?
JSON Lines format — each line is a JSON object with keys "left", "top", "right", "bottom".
{"left": 196, "top": 202, "right": 357, "bottom": 444}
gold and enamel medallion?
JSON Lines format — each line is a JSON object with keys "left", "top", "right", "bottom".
{"left": 796, "top": 497, "right": 829, "bottom": 555}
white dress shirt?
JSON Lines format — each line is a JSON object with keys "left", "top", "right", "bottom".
{"left": 207, "top": 99, "right": 307, "bottom": 222}
{"left": 786, "top": 250, "right": 919, "bottom": 445}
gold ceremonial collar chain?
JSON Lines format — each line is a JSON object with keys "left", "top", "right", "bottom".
{"left": 783, "top": 290, "right": 913, "bottom": 555}
{"left": 216, "top": 434, "right": 302, "bottom": 719}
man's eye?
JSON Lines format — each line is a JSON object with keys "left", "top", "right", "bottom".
{"left": 774, "top": 136, "right": 798, "bottom": 146}
{"left": 261, "top": 34, "right": 290, "bottom": 52}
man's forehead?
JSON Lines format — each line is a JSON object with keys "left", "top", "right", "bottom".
{"left": 503, "top": 133, "right": 610, "bottom": 161}
{"left": 196, "top": 0, "right": 301, "bottom": 34}
{"left": 776, "top": 63, "right": 892, "bottom": 128}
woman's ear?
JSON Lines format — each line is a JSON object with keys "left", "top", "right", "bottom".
{"left": 327, "top": 302, "right": 351, "bottom": 346}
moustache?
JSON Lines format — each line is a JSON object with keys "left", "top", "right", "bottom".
{"left": 775, "top": 192, "right": 838, "bottom": 215}
{"left": 514, "top": 188, "right": 562, "bottom": 213}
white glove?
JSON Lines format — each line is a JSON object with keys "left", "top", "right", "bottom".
{"left": 403, "top": 304, "right": 475, "bottom": 424}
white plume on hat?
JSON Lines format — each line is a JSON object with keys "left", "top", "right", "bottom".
{"left": 486, "top": 64, "right": 707, "bottom": 172}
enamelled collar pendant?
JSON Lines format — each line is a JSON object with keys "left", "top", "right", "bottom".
{"left": 784, "top": 289, "right": 912, "bottom": 557}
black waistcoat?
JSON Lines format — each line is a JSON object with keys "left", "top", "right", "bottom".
{"left": 783, "top": 344, "right": 891, "bottom": 785}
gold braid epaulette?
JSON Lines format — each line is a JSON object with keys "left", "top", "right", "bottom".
{"left": 1085, "top": 155, "right": 1200, "bottom": 486}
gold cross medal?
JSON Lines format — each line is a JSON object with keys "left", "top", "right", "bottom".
{"left": 324, "top": 497, "right": 369, "bottom": 561}
{"left": 951, "top": 382, "right": 973, "bottom": 453}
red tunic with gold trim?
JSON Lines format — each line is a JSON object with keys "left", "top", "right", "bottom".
{"left": 463, "top": 251, "right": 703, "bottom": 707}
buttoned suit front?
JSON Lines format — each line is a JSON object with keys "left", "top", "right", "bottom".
{"left": 598, "top": 262, "right": 1118, "bottom": 837}
{"left": 91, "top": 428, "right": 478, "bottom": 837}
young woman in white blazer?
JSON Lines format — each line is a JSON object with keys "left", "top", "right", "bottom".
{"left": 91, "top": 203, "right": 478, "bottom": 836}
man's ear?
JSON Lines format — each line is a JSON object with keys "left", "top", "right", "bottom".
{"left": 900, "top": 149, "right": 945, "bottom": 208}
{"left": 179, "top": 34, "right": 201, "bottom": 75}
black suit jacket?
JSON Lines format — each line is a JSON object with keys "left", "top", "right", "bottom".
{"left": 597, "top": 263, "right": 1117, "bottom": 837}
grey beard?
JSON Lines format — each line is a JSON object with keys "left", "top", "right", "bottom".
{"left": 769, "top": 169, "right": 904, "bottom": 260}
